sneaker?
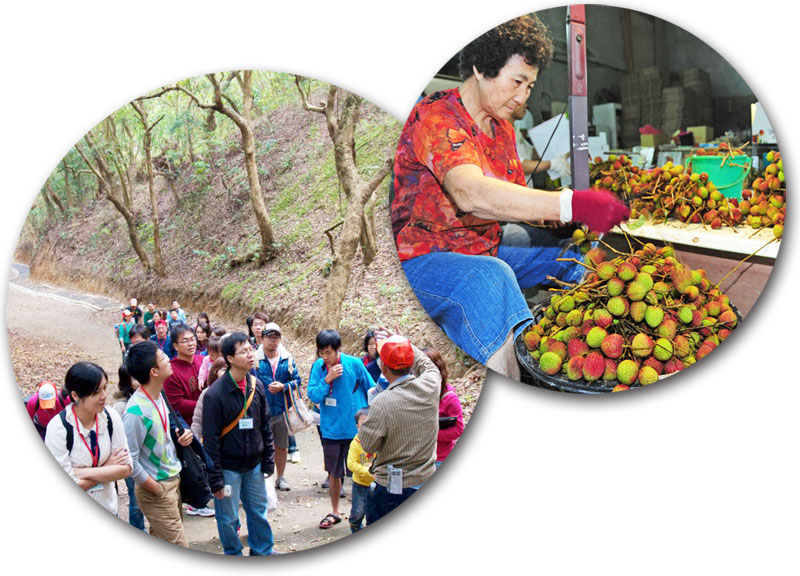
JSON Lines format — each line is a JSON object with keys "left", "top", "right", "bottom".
{"left": 321, "top": 476, "right": 330, "bottom": 489}
{"left": 339, "top": 485, "right": 346, "bottom": 498}
{"left": 276, "top": 476, "right": 290, "bottom": 491}
{"left": 186, "top": 505, "right": 215, "bottom": 517}
{"left": 289, "top": 451, "right": 301, "bottom": 464}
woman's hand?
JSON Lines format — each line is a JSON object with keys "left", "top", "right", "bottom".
{"left": 570, "top": 188, "right": 630, "bottom": 234}
{"left": 106, "top": 447, "right": 130, "bottom": 467}
{"left": 268, "top": 382, "right": 285, "bottom": 394}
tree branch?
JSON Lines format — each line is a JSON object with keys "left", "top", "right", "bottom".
{"left": 365, "top": 157, "right": 394, "bottom": 195}
{"left": 294, "top": 75, "right": 326, "bottom": 113}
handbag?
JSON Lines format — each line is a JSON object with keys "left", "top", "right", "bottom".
{"left": 283, "top": 383, "right": 314, "bottom": 434}
{"left": 162, "top": 395, "right": 213, "bottom": 509}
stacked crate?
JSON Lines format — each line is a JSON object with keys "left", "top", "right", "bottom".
{"left": 680, "top": 68, "right": 713, "bottom": 126}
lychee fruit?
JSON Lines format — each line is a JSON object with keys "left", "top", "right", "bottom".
{"left": 627, "top": 280, "right": 648, "bottom": 302}
{"left": 644, "top": 306, "right": 665, "bottom": 328}
{"left": 607, "top": 296, "right": 630, "bottom": 317}
{"left": 593, "top": 308, "right": 613, "bottom": 329}
{"left": 567, "top": 339, "right": 589, "bottom": 358}
{"left": 523, "top": 331, "right": 541, "bottom": 351}
{"left": 630, "top": 301, "right": 647, "bottom": 323}
{"left": 539, "top": 351, "right": 563, "bottom": 375}
{"left": 643, "top": 356, "right": 664, "bottom": 375}
{"left": 616, "top": 359, "right": 639, "bottom": 385}
{"left": 617, "top": 261, "right": 637, "bottom": 282}
{"left": 653, "top": 338, "right": 674, "bottom": 361}
{"left": 585, "top": 326, "right": 608, "bottom": 349}
{"left": 631, "top": 333, "right": 654, "bottom": 357}
{"left": 582, "top": 351, "right": 606, "bottom": 382}
{"left": 607, "top": 277, "right": 626, "bottom": 296}
{"left": 638, "top": 365, "right": 659, "bottom": 385}
{"left": 566, "top": 356, "right": 585, "bottom": 381}
{"left": 664, "top": 358, "right": 685, "bottom": 374}
{"left": 603, "top": 358, "right": 618, "bottom": 381}
{"left": 612, "top": 383, "right": 630, "bottom": 392}
{"left": 601, "top": 333, "right": 625, "bottom": 359}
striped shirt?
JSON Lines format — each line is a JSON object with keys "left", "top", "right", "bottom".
{"left": 123, "top": 389, "right": 182, "bottom": 484}
{"left": 358, "top": 345, "right": 441, "bottom": 488}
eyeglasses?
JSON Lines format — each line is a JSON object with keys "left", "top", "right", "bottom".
{"left": 177, "top": 338, "right": 195, "bottom": 345}
{"left": 236, "top": 347, "right": 255, "bottom": 357}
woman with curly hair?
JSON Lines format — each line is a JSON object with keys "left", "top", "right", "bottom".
{"left": 391, "top": 14, "right": 628, "bottom": 379}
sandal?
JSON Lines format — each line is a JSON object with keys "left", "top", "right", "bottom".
{"left": 319, "top": 513, "right": 341, "bottom": 529}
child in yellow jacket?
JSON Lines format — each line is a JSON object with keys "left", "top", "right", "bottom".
{"left": 347, "top": 409, "right": 375, "bottom": 532}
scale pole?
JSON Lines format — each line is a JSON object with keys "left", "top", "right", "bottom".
{"left": 567, "top": 4, "right": 590, "bottom": 190}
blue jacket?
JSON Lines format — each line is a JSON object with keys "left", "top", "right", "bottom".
{"left": 255, "top": 347, "right": 302, "bottom": 417}
{"left": 307, "top": 353, "right": 374, "bottom": 440}
{"left": 150, "top": 333, "right": 175, "bottom": 359}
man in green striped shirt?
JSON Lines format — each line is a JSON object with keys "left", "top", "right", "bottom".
{"left": 124, "top": 340, "right": 193, "bottom": 547}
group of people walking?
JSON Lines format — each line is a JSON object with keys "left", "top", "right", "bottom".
{"left": 25, "top": 299, "right": 465, "bottom": 555}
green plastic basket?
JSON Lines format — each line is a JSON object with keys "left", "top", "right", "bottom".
{"left": 687, "top": 155, "right": 752, "bottom": 199}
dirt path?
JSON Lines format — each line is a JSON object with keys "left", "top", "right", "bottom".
{"left": 7, "top": 264, "right": 356, "bottom": 553}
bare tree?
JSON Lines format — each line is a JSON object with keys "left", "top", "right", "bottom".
{"left": 174, "top": 71, "right": 276, "bottom": 264}
{"left": 43, "top": 179, "right": 66, "bottom": 216}
{"left": 75, "top": 130, "right": 152, "bottom": 273}
{"left": 131, "top": 98, "right": 167, "bottom": 277}
{"left": 295, "top": 77, "right": 393, "bottom": 331}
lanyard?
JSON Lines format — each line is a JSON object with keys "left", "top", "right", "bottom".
{"left": 141, "top": 388, "right": 168, "bottom": 436}
{"left": 234, "top": 374, "right": 250, "bottom": 416}
{"left": 71, "top": 406, "right": 100, "bottom": 467}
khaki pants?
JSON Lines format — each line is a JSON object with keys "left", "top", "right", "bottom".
{"left": 135, "top": 475, "right": 189, "bottom": 548}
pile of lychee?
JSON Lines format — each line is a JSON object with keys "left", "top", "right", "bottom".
{"left": 522, "top": 243, "right": 739, "bottom": 391}
{"left": 740, "top": 150, "right": 785, "bottom": 239}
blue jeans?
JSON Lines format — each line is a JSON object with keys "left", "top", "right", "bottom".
{"left": 349, "top": 482, "right": 370, "bottom": 532}
{"left": 124, "top": 476, "right": 145, "bottom": 531}
{"left": 213, "top": 465, "right": 274, "bottom": 556}
{"left": 288, "top": 435, "right": 297, "bottom": 454}
{"left": 401, "top": 240, "right": 584, "bottom": 364}
{"left": 365, "top": 483, "right": 419, "bottom": 525}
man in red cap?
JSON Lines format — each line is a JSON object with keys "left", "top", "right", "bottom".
{"left": 358, "top": 330, "right": 441, "bottom": 524}
{"left": 26, "top": 381, "right": 71, "bottom": 441}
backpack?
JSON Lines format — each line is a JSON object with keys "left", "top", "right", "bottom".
{"left": 59, "top": 408, "right": 113, "bottom": 453}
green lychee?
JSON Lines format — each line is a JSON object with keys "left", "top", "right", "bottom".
{"left": 638, "top": 365, "right": 659, "bottom": 385}
{"left": 566, "top": 309, "right": 583, "bottom": 327}
{"left": 631, "top": 333, "right": 654, "bottom": 357}
{"left": 644, "top": 306, "right": 665, "bottom": 328}
{"left": 630, "top": 301, "right": 647, "bottom": 323}
{"left": 586, "top": 326, "right": 607, "bottom": 349}
{"left": 617, "top": 261, "right": 637, "bottom": 282}
{"left": 558, "top": 295, "right": 576, "bottom": 312}
{"left": 607, "top": 277, "right": 626, "bottom": 296}
{"left": 596, "top": 261, "right": 616, "bottom": 280}
{"left": 678, "top": 306, "right": 693, "bottom": 324}
{"left": 635, "top": 272, "right": 654, "bottom": 291}
{"left": 607, "top": 296, "right": 629, "bottom": 317}
{"left": 657, "top": 317, "right": 678, "bottom": 340}
{"left": 627, "top": 280, "right": 648, "bottom": 302}
{"left": 523, "top": 331, "right": 541, "bottom": 351}
{"left": 653, "top": 338, "right": 673, "bottom": 361}
{"left": 593, "top": 308, "right": 613, "bottom": 329}
{"left": 539, "top": 351, "right": 562, "bottom": 375}
{"left": 616, "top": 359, "right": 639, "bottom": 385}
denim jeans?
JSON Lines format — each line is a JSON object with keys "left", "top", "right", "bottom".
{"left": 288, "top": 435, "right": 298, "bottom": 454}
{"left": 124, "top": 476, "right": 145, "bottom": 531}
{"left": 213, "top": 465, "right": 274, "bottom": 556}
{"left": 401, "top": 240, "right": 583, "bottom": 364}
{"left": 349, "top": 482, "right": 370, "bottom": 532}
{"left": 365, "top": 483, "right": 419, "bottom": 525}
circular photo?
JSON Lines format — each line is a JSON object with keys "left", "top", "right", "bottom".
{"left": 390, "top": 6, "right": 784, "bottom": 392}
{"left": 8, "top": 71, "right": 485, "bottom": 554}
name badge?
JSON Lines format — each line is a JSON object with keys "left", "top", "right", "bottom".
{"left": 87, "top": 483, "right": 105, "bottom": 494}
{"left": 324, "top": 397, "right": 337, "bottom": 407}
{"left": 239, "top": 418, "right": 254, "bottom": 430}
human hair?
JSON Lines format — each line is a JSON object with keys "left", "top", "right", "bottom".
{"left": 170, "top": 322, "right": 194, "bottom": 351}
{"left": 117, "top": 364, "right": 136, "bottom": 399}
{"left": 130, "top": 324, "right": 151, "bottom": 343}
{"left": 423, "top": 347, "right": 449, "bottom": 399}
{"left": 316, "top": 329, "right": 341, "bottom": 352}
{"left": 207, "top": 358, "right": 229, "bottom": 388}
{"left": 354, "top": 408, "right": 369, "bottom": 425}
{"left": 196, "top": 321, "right": 211, "bottom": 340}
{"left": 64, "top": 362, "right": 108, "bottom": 401}
{"left": 363, "top": 330, "right": 376, "bottom": 355}
{"left": 207, "top": 336, "right": 223, "bottom": 356}
{"left": 458, "top": 13, "right": 554, "bottom": 81}
{"left": 125, "top": 340, "right": 160, "bottom": 385}
{"left": 245, "top": 315, "right": 254, "bottom": 338}
{"left": 198, "top": 311, "right": 210, "bottom": 325}
{"left": 212, "top": 326, "right": 227, "bottom": 338}
{"left": 222, "top": 332, "right": 250, "bottom": 368}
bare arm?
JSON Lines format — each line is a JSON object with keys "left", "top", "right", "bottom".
{"left": 443, "top": 164, "right": 562, "bottom": 221}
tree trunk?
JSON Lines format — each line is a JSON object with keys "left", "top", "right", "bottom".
{"left": 295, "top": 78, "right": 393, "bottom": 331}
{"left": 318, "top": 188, "right": 367, "bottom": 330}
{"left": 75, "top": 134, "right": 152, "bottom": 272}
{"left": 359, "top": 196, "right": 378, "bottom": 267}
{"left": 132, "top": 100, "right": 166, "bottom": 277}
{"left": 44, "top": 181, "right": 66, "bottom": 216}
{"left": 62, "top": 160, "right": 72, "bottom": 210}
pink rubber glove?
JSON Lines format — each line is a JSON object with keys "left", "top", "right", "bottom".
{"left": 571, "top": 188, "right": 630, "bottom": 234}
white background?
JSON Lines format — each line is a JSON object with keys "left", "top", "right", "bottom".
{"left": 1, "top": 1, "right": 797, "bottom": 573}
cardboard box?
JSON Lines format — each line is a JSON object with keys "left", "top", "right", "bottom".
{"left": 688, "top": 125, "right": 714, "bottom": 143}
{"left": 640, "top": 133, "right": 669, "bottom": 148}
